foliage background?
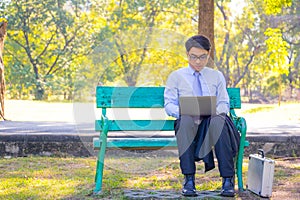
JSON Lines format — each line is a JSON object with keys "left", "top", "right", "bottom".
{"left": 0, "top": 0, "right": 299, "bottom": 102}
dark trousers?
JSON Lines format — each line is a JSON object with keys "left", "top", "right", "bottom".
{"left": 175, "top": 115, "right": 235, "bottom": 177}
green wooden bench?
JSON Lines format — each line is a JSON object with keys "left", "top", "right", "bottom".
{"left": 93, "top": 86, "right": 249, "bottom": 194}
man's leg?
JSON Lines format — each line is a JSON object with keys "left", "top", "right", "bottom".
{"left": 210, "top": 115, "right": 234, "bottom": 177}
{"left": 175, "top": 115, "right": 198, "bottom": 196}
{"left": 209, "top": 115, "right": 235, "bottom": 196}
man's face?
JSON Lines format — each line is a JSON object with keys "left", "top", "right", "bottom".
{"left": 187, "top": 47, "right": 210, "bottom": 72}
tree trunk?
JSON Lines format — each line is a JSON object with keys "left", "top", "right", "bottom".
{"left": 198, "top": 0, "right": 214, "bottom": 60}
{"left": 0, "top": 20, "right": 7, "bottom": 120}
{"left": 35, "top": 82, "right": 45, "bottom": 100}
{"left": 32, "top": 62, "right": 46, "bottom": 100}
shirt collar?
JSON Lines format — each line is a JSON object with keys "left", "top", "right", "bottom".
{"left": 187, "top": 65, "right": 207, "bottom": 75}
{"left": 187, "top": 65, "right": 196, "bottom": 75}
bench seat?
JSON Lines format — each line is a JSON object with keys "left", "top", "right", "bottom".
{"left": 93, "top": 137, "right": 177, "bottom": 149}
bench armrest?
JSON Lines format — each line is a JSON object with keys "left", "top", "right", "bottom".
{"left": 99, "top": 115, "right": 109, "bottom": 134}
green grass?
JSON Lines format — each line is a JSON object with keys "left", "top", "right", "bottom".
{"left": 0, "top": 156, "right": 299, "bottom": 199}
{"left": 242, "top": 105, "right": 275, "bottom": 114}
{"left": 0, "top": 157, "right": 95, "bottom": 199}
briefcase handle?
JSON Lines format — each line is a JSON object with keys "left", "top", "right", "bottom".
{"left": 258, "top": 149, "right": 265, "bottom": 158}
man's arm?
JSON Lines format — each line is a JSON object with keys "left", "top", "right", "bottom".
{"left": 164, "top": 72, "right": 180, "bottom": 119}
{"left": 216, "top": 71, "right": 230, "bottom": 115}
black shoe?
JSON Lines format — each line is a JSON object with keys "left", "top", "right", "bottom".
{"left": 221, "top": 177, "right": 235, "bottom": 197}
{"left": 181, "top": 174, "right": 197, "bottom": 197}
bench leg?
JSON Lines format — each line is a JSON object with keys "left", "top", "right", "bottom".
{"left": 236, "top": 117, "right": 247, "bottom": 191}
{"left": 94, "top": 132, "right": 108, "bottom": 194}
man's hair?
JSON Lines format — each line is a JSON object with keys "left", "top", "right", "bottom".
{"left": 185, "top": 35, "right": 211, "bottom": 52}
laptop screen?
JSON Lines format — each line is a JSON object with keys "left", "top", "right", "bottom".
{"left": 179, "top": 96, "right": 216, "bottom": 116}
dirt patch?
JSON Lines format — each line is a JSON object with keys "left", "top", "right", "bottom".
{"left": 271, "top": 157, "right": 300, "bottom": 199}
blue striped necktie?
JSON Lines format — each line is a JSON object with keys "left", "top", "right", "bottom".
{"left": 193, "top": 72, "right": 203, "bottom": 96}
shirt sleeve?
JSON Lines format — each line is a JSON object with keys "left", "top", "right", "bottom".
{"left": 216, "top": 71, "right": 230, "bottom": 115}
{"left": 164, "top": 72, "right": 180, "bottom": 119}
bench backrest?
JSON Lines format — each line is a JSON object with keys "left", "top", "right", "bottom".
{"left": 95, "top": 87, "right": 241, "bottom": 132}
{"left": 96, "top": 86, "right": 241, "bottom": 109}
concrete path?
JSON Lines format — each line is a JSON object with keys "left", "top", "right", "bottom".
{"left": 1, "top": 100, "right": 300, "bottom": 138}
{"left": 0, "top": 100, "right": 299, "bottom": 157}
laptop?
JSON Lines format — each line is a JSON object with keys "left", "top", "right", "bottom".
{"left": 179, "top": 96, "right": 216, "bottom": 116}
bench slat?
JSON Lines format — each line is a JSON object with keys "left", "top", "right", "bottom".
{"left": 96, "top": 86, "right": 165, "bottom": 108}
{"left": 95, "top": 119, "right": 175, "bottom": 131}
{"left": 93, "top": 137, "right": 177, "bottom": 149}
{"left": 96, "top": 86, "right": 242, "bottom": 109}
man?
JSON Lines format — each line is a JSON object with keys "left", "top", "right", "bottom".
{"left": 164, "top": 35, "right": 239, "bottom": 197}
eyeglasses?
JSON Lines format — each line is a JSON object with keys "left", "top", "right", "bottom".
{"left": 188, "top": 54, "right": 209, "bottom": 61}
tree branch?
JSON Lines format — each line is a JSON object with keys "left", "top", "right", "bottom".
{"left": 36, "top": 31, "right": 56, "bottom": 61}
{"left": 233, "top": 48, "right": 257, "bottom": 87}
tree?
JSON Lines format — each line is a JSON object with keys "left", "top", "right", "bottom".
{"left": 2, "top": 0, "right": 299, "bottom": 102}
{"left": 214, "top": 0, "right": 261, "bottom": 91}
{"left": 111, "top": 0, "right": 196, "bottom": 86}
{"left": 198, "top": 0, "right": 214, "bottom": 59}
{"left": 273, "top": 0, "right": 300, "bottom": 99}
{"left": 2, "top": 0, "right": 102, "bottom": 100}
{"left": 263, "top": 0, "right": 294, "bottom": 104}
{"left": 212, "top": 0, "right": 299, "bottom": 103}
{"left": 263, "top": 0, "right": 292, "bottom": 15}
{"left": 265, "top": 28, "right": 289, "bottom": 105}
{"left": 0, "top": 18, "right": 7, "bottom": 120}
{"left": 86, "top": 0, "right": 198, "bottom": 87}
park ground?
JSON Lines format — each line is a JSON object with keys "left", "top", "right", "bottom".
{"left": 0, "top": 100, "right": 299, "bottom": 199}
{"left": 0, "top": 152, "right": 299, "bottom": 199}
